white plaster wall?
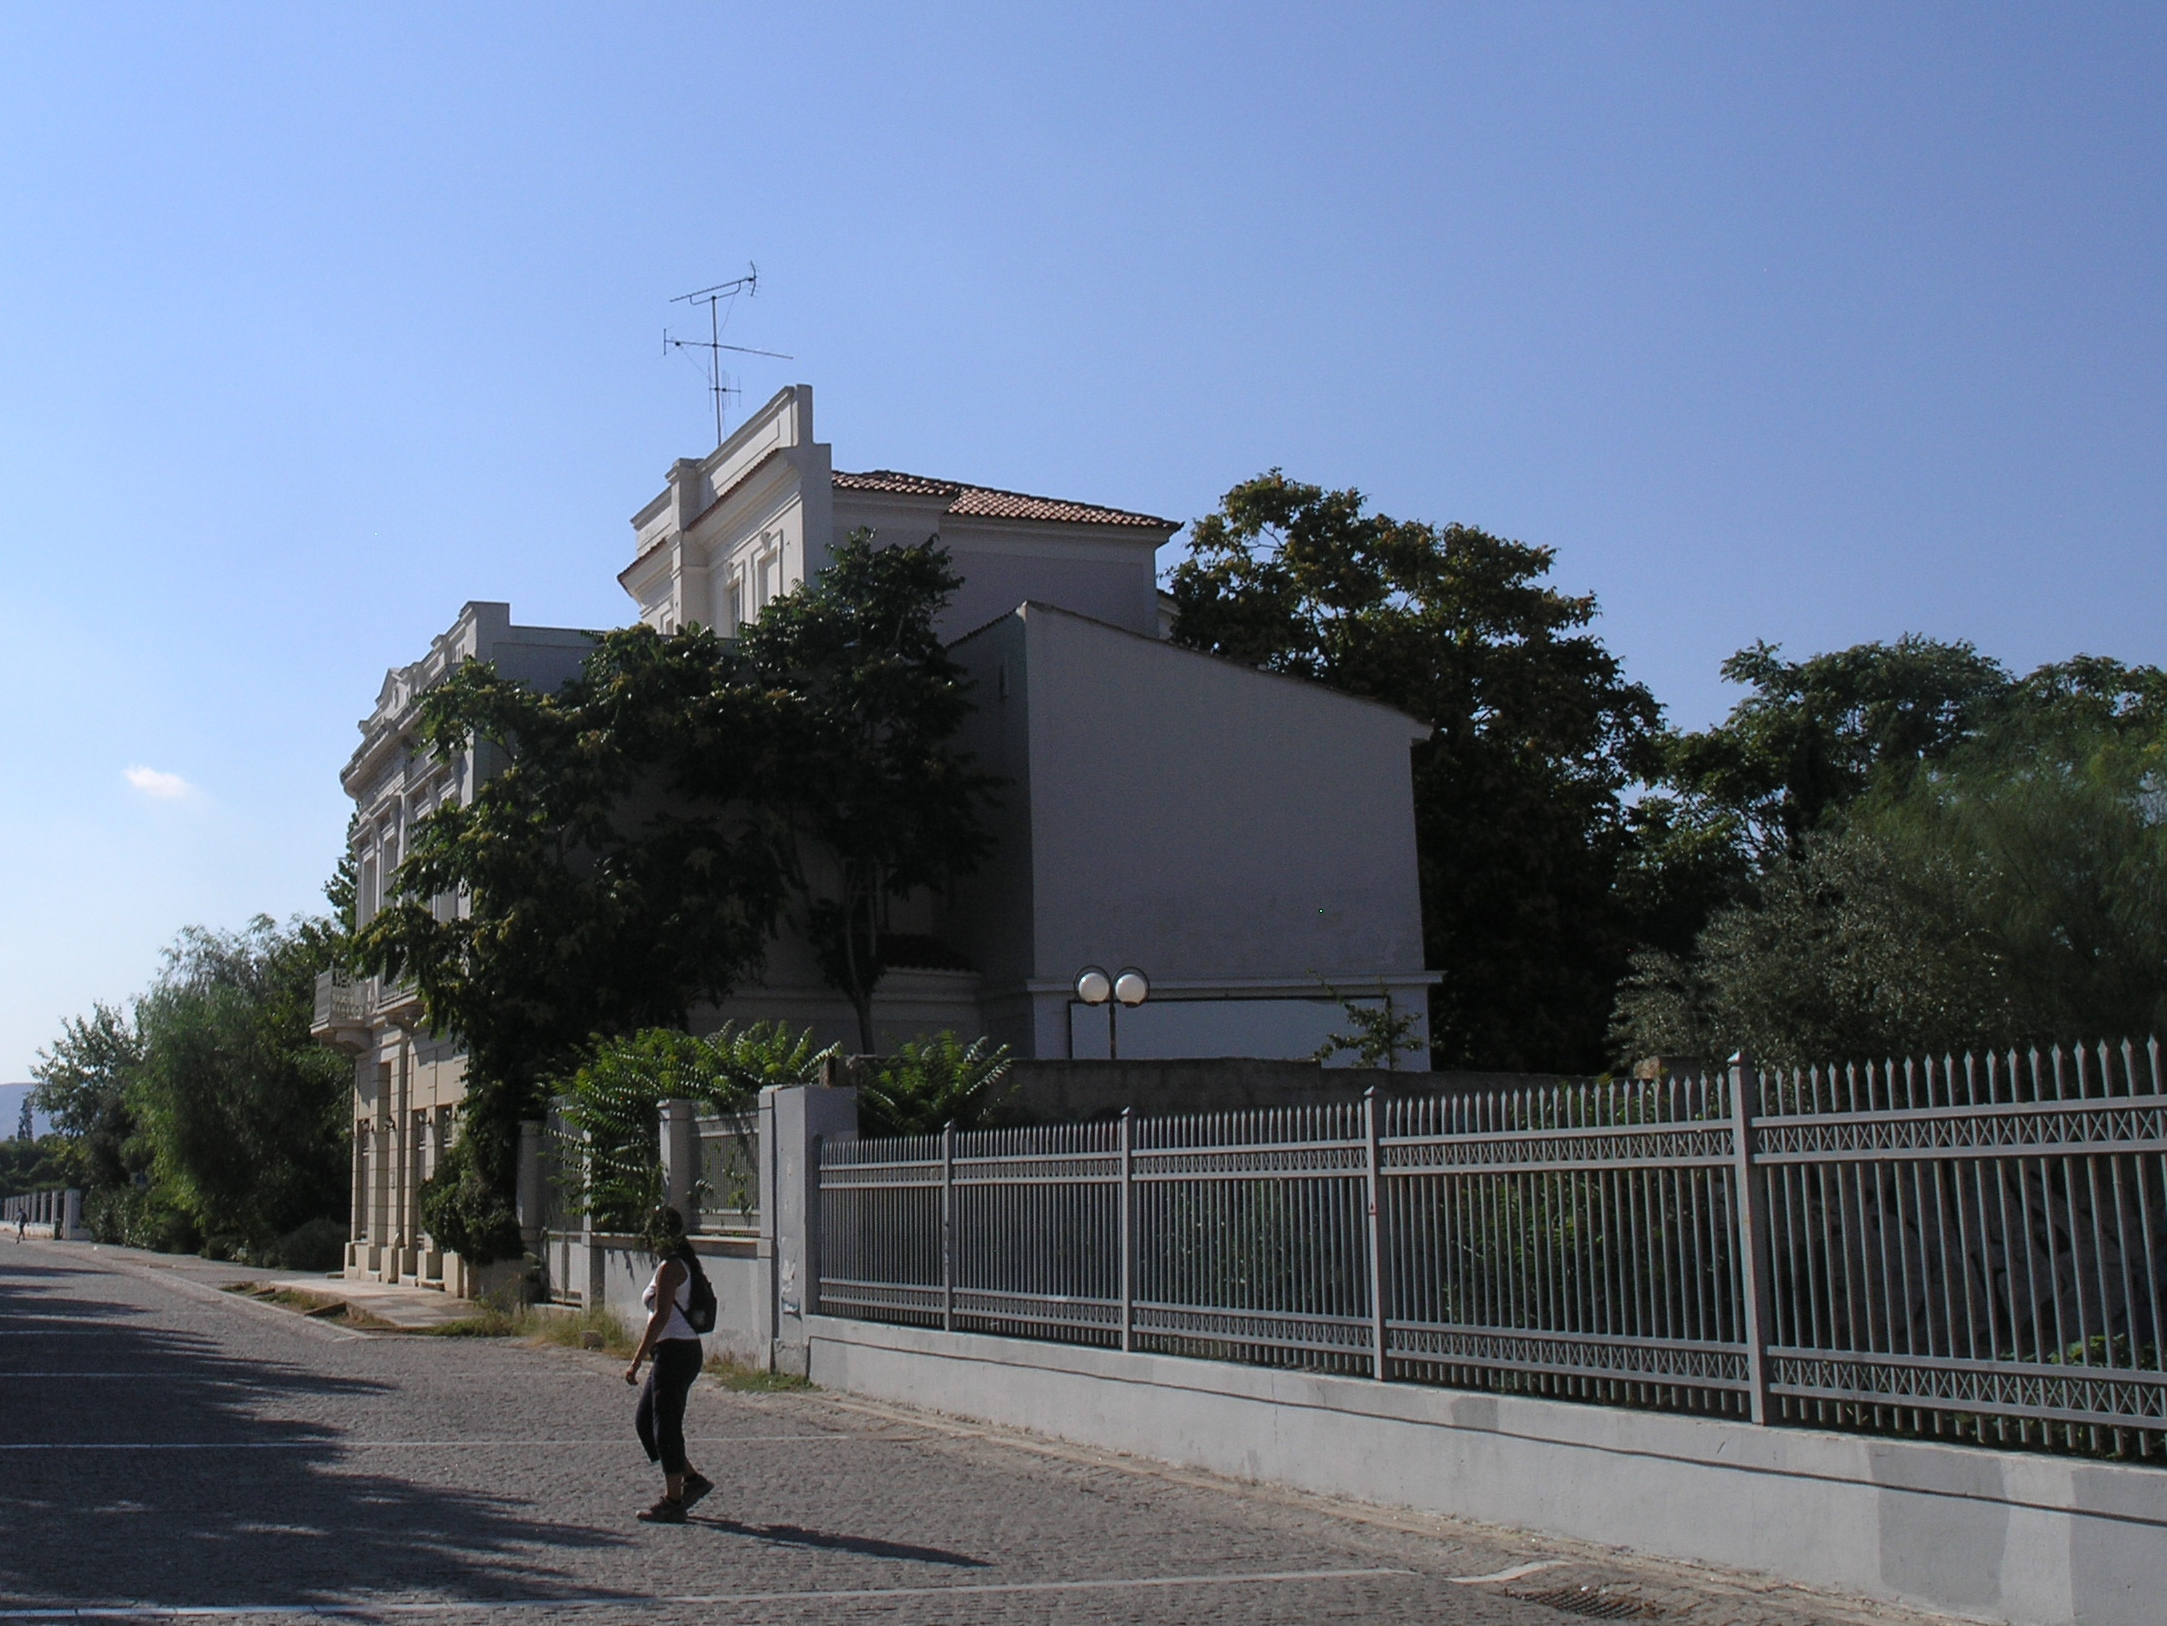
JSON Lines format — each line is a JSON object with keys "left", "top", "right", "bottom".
{"left": 1020, "top": 605, "right": 1428, "bottom": 984}
{"left": 943, "top": 605, "right": 1431, "bottom": 1057}
{"left": 939, "top": 604, "right": 1430, "bottom": 1058}
{"left": 591, "top": 1236, "right": 770, "bottom": 1368}
{"left": 939, "top": 536, "right": 1160, "bottom": 642}
{"left": 939, "top": 614, "right": 1037, "bottom": 1014}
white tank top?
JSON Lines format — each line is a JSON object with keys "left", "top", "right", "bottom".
{"left": 641, "top": 1256, "right": 699, "bottom": 1343}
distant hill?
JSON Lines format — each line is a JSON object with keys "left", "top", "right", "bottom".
{"left": 0, "top": 1083, "right": 50, "bottom": 1140}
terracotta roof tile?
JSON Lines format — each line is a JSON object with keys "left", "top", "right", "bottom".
{"left": 834, "top": 469, "right": 1175, "bottom": 530}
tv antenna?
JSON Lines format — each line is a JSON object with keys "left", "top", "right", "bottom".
{"left": 666, "top": 267, "right": 793, "bottom": 448}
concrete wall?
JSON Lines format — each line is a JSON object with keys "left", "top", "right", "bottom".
{"left": 583, "top": 1234, "right": 771, "bottom": 1368}
{"left": 697, "top": 965, "right": 985, "bottom": 1057}
{"left": 992, "top": 1059, "right": 1581, "bottom": 1122}
{"left": 806, "top": 1315, "right": 2163, "bottom": 1626}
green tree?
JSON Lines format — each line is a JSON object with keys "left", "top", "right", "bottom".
{"left": 352, "top": 622, "right": 794, "bottom": 1216}
{"left": 1663, "top": 636, "right": 2012, "bottom": 861}
{"left": 30, "top": 1003, "right": 144, "bottom": 1193}
{"left": 127, "top": 917, "right": 351, "bottom": 1255}
{"left": 0, "top": 1136, "right": 71, "bottom": 1203}
{"left": 1168, "top": 471, "right": 1663, "bottom": 1071}
{"left": 359, "top": 535, "right": 993, "bottom": 1219}
{"left": 1311, "top": 982, "right": 1426, "bottom": 1071}
{"left": 1616, "top": 713, "right": 2167, "bottom": 1064}
{"left": 737, "top": 531, "right": 998, "bottom": 1054}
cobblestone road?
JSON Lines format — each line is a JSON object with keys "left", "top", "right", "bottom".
{"left": 2, "top": 1244, "right": 1953, "bottom": 1625}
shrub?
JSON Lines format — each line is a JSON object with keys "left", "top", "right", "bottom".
{"left": 85, "top": 1183, "right": 199, "bottom": 1254}
{"left": 857, "top": 1032, "right": 1014, "bottom": 1136}
{"left": 273, "top": 1215, "right": 350, "bottom": 1272}
{"left": 555, "top": 1023, "right": 836, "bottom": 1231}
{"left": 418, "top": 1134, "right": 523, "bottom": 1265}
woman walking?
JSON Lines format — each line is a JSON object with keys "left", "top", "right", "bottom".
{"left": 624, "top": 1206, "right": 713, "bottom": 1523}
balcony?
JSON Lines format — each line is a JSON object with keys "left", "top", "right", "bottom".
{"left": 311, "top": 971, "right": 371, "bottom": 1053}
{"left": 310, "top": 970, "right": 426, "bottom": 1051}
{"left": 372, "top": 974, "right": 424, "bottom": 1026}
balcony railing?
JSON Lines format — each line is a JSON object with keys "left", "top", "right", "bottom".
{"left": 311, "top": 970, "right": 424, "bottom": 1048}
{"left": 313, "top": 970, "right": 366, "bottom": 1028}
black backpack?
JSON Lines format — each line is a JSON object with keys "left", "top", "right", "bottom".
{"left": 677, "top": 1243, "right": 717, "bottom": 1335}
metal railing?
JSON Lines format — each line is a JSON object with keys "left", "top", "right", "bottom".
{"left": 694, "top": 1111, "right": 760, "bottom": 1234}
{"left": 310, "top": 970, "right": 422, "bottom": 1031}
{"left": 312, "top": 969, "right": 367, "bottom": 1028}
{"left": 816, "top": 1041, "right": 2167, "bottom": 1460}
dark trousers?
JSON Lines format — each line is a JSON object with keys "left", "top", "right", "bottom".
{"left": 635, "top": 1339, "right": 702, "bottom": 1476}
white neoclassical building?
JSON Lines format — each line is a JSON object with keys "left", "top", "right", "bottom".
{"left": 320, "top": 385, "right": 1433, "bottom": 1291}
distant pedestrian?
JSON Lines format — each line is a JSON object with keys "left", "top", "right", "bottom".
{"left": 13, "top": 1213, "right": 23, "bottom": 1244}
{"left": 624, "top": 1206, "right": 712, "bottom": 1523}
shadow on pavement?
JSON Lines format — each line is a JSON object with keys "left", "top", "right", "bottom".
{"left": 688, "top": 1515, "right": 988, "bottom": 1568}
{"left": 0, "top": 1252, "right": 633, "bottom": 1611}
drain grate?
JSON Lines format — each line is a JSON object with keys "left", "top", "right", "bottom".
{"left": 1505, "top": 1584, "right": 1665, "bottom": 1620}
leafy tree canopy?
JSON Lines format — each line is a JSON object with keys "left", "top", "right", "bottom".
{"left": 32, "top": 916, "right": 348, "bottom": 1258}
{"left": 1168, "top": 470, "right": 1663, "bottom": 1071}
{"left": 129, "top": 917, "right": 351, "bottom": 1252}
{"left": 0, "top": 1137, "right": 73, "bottom": 1203}
{"left": 1618, "top": 703, "right": 2167, "bottom": 1066}
{"left": 736, "top": 531, "right": 997, "bottom": 1053}
{"left": 1663, "top": 639, "right": 2167, "bottom": 860}
{"left": 854, "top": 1032, "right": 1016, "bottom": 1136}
{"left": 32, "top": 1002, "right": 145, "bottom": 1193}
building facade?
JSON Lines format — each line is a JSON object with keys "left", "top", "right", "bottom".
{"left": 318, "top": 603, "right": 594, "bottom": 1291}
{"left": 320, "top": 385, "right": 1434, "bottom": 1290}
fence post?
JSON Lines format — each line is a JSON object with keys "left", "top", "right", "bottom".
{"left": 515, "top": 1119, "right": 544, "bottom": 1252}
{"left": 1119, "top": 1107, "right": 1134, "bottom": 1353}
{"left": 659, "top": 1099, "right": 699, "bottom": 1231}
{"left": 762, "top": 1082, "right": 858, "bottom": 1376}
{"left": 941, "top": 1120, "right": 956, "bottom": 1334}
{"left": 1364, "top": 1087, "right": 1388, "bottom": 1382}
{"left": 1728, "top": 1052, "right": 1774, "bottom": 1425}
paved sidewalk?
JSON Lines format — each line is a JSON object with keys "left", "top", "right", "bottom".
{"left": 44, "top": 1238, "right": 481, "bottom": 1329}
{"left": 1, "top": 1240, "right": 1961, "bottom": 1625}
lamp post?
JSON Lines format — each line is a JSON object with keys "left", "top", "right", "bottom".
{"left": 1075, "top": 965, "right": 1150, "bottom": 1060}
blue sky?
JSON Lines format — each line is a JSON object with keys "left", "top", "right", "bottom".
{"left": 2, "top": 4, "right": 2162, "bottom": 1082}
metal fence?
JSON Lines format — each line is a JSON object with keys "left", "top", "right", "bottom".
{"left": 694, "top": 1112, "right": 760, "bottom": 1234}
{"left": 534, "top": 1103, "right": 760, "bottom": 1233}
{"left": 816, "top": 1040, "right": 2167, "bottom": 1460}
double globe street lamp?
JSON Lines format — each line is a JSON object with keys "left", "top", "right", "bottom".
{"left": 1074, "top": 964, "right": 1149, "bottom": 1060}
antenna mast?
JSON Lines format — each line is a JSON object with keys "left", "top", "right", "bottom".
{"left": 666, "top": 266, "right": 793, "bottom": 448}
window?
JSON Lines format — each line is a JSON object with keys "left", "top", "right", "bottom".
{"left": 755, "top": 544, "right": 780, "bottom": 613}
{"left": 731, "top": 531, "right": 786, "bottom": 626}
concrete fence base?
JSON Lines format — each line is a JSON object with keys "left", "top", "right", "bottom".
{"left": 806, "top": 1314, "right": 2162, "bottom": 1626}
